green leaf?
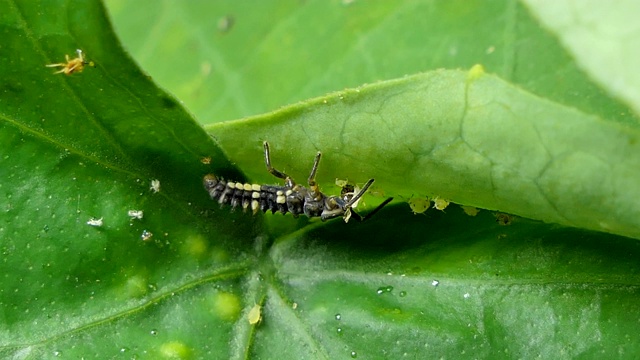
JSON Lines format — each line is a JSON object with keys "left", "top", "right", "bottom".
{"left": 106, "top": 0, "right": 637, "bottom": 127}
{"left": 3, "top": 0, "right": 640, "bottom": 359}
{"left": 1, "top": 0, "right": 251, "bottom": 357}
{"left": 208, "top": 68, "right": 640, "bottom": 240}
{"left": 523, "top": 0, "right": 640, "bottom": 117}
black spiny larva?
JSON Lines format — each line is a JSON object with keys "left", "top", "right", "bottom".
{"left": 203, "top": 142, "right": 393, "bottom": 222}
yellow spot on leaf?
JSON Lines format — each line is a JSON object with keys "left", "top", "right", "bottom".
{"left": 183, "top": 234, "right": 208, "bottom": 259}
{"left": 212, "top": 292, "right": 241, "bottom": 321}
{"left": 159, "top": 341, "right": 191, "bottom": 359}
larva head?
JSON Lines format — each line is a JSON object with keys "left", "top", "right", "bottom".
{"left": 203, "top": 174, "right": 219, "bottom": 191}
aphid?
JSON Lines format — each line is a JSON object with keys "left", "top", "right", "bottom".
{"left": 201, "top": 157, "right": 212, "bottom": 165}
{"left": 408, "top": 196, "right": 430, "bottom": 215}
{"left": 203, "top": 142, "right": 393, "bottom": 222}
{"left": 432, "top": 196, "right": 450, "bottom": 211}
{"left": 338, "top": 181, "right": 362, "bottom": 210}
{"left": 46, "top": 49, "right": 94, "bottom": 75}
{"left": 248, "top": 304, "right": 262, "bottom": 325}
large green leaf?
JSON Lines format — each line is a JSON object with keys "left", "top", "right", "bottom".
{"left": 523, "top": 0, "right": 640, "bottom": 117}
{"left": 208, "top": 68, "right": 640, "bottom": 240}
{"left": 106, "top": 0, "right": 637, "bottom": 126}
{"left": 2, "top": 0, "right": 640, "bottom": 359}
{"left": 1, "top": 0, "right": 251, "bottom": 358}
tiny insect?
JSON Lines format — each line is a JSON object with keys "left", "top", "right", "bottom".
{"left": 128, "top": 210, "right": 144, "bottom": 220}
{"left": 86, "top": 217, "right": 103, "bottom": 227}
{"left": 141, "top": 229, "right": 153, "bottom": 241}
{"left": 408, "top": 196, "right": 430, "bottom": 215}
{"left": 432, "top": 196, "right": 450, "bottom": 211}
{"left": 495, "top": 212, "right": 513, "bottom": 226}
{"left": 46, "top": 49, "right": 94, "bottom": 75}
{"left": 150, "top": 179, "right": 161, "bottom": 193}
{"left": 203, "top": 142, "right": 393, "bottom": 222}
{"left": 217, "top": 15, "right": 235, "bottom": 33}
{"left": 248, "top": 303, "right": 262, "bottom": 325}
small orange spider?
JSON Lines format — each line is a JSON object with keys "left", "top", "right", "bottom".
{"left": 46, "top": 49, "right": 94, "bottom": 75}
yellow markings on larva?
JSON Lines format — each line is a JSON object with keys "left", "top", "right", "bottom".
{"left": 467, "top": 64, "right": 486, "bottom": 81}
{"left": 159, "top": 341, "right": 191, "bottom": 360}
{"left": 276, "top": 195, "right": 286, "bottom": 204}
{"left": 461, "top": 205, "right": 480, "bottom": 217}
{"left": 212, "top": 292, "right": 241, "bottom": 322}
{"left": 248, "top": 304, "right": 262, "bottom": 325}
{"left": 226, "top": 182, "right": 235, "bottom": 188}
{"left": 235, "top": 182, "right": 244, "bottom": 190}
{"left": 252, "top": 184, "right": 261, "bottom": 191}
{"left": 252, "top": 191, "right": 261, "bottom": 199}
{"left": 243, "top": 183, "right": 252, "bottom": 191}
{"left": 285, "top": 190, "right": 293, "bottom": 196}
{"left": 276, "top": 190, "right": 283, "bottom": 196}
{"left": 251, "top": 200, "right": 260, "bottom": 213}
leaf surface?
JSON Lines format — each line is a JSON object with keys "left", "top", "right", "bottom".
{"left": 523, "top": 0, "right": 640, "bottom": 117}
{"left": 208, "top": 69, "right": 640, "bottom": 239}
{"left": 106, "top": 0, "right": 637, "bottom": 126}
{"left": 1, "top": 1, "right": 640, "bottom": 359}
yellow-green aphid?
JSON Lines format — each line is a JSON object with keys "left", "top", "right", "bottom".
{"left": 408, "top": 196, "right": 430, "bottom": 215}
{"left": 248, "top": 303, "right": 262, "bottom": 325}
{"left": 432, "top": 197, "right": 450, "bottom": 211}
{"left": 461, "top": 205, "right": 479, "bottom": 217}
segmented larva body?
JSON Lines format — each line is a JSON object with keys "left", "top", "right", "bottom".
{"left": 203, "top": 142, "right": 393, "bottom": 222}
{"left": 203, "top": 174, "right": 307, "bottom": 217}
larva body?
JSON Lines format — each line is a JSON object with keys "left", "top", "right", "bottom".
{"left": 203, "top": 142, "right": 393, "bottom": 222}
{"left": 203, "top": 176, "right": 307, "bottom": 217}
